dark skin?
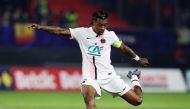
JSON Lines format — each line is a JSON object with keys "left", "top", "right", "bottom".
{"left": 29, "top": 18, "right": 149, "bottom": 109}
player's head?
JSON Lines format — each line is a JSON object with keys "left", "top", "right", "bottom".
{"left": 92, "top": 10, "right": 108, "bottom": 35}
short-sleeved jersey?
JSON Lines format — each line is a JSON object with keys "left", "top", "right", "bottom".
{"left": 69, "top": 27, "right": 120, "bottom": 80}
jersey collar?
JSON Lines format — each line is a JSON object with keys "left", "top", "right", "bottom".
{"left": 89, "top": 27, "right": 98, "bottom": 37}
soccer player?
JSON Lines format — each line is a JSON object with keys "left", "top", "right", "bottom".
{"left": 29, "top": 10, "right": 149, "bottom": 109}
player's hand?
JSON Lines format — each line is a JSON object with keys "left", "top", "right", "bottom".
{"left": 138, "top": 58, "right": 149, "bottom": 67}
{"left": 28, "top": 24, "right": 41, "bottom": 29}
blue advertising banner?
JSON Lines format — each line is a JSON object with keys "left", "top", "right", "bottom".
{"left": 0, "top": 68, "right": 14, "bottom": 90}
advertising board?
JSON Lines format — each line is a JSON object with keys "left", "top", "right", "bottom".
{"left": 115, "top": 68, "right": 187, "bottom": 92}
{"left": 0, "top": 67, "right": 14, "bottom": 90}
{"left": 10, "top": 67, "right": 82, "bottom": 91}
{"left": 185, "top": 70, "right": 190, "bottom": 90}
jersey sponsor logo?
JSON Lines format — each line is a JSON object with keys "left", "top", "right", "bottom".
{"left": 88, "top": 44, "right": 103, "bottom": 56}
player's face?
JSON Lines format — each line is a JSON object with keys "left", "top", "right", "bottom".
{"left": 93, "top": 19, "right": 108, "bottom": 35}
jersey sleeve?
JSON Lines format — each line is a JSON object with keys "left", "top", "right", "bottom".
{"left": 69, "top": 27, "right": 83, "bottom": 41}
{"left": 110, "top": 31, "right": 122, "bottom": 48}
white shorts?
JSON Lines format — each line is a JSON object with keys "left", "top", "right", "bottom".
{"left": 81, "top": 75, "right": 131, "bottom": 98}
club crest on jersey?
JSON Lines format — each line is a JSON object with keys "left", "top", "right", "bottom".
{"left": 100, "top": 38, "right": 106, "bottom": 44}
{"left": 88, "top": 44, "right": 103, "bottom": 56}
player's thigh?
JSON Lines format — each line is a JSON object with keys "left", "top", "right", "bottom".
{"left": 81, "top": 85, "right": 97, "bottom": 97}
{"left": 81, "top": 77, "right": 101, "bottom": 98}
{"left": 81, "top": 85, "right": 98, "bottom": 105}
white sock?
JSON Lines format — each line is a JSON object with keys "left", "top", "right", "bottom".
{"left": 131, "top": 75, "right": 141, "bottom": 87}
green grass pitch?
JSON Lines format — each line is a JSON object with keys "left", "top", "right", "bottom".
{"left": 0, "top": 91, "right": 190, "bottom": 109}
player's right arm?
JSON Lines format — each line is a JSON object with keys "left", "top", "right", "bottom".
{"left": 118, "top": 42, "right": 149, "bottom": 67}
{"left": 29, "top": 24, "right": 71, "bottom": 37}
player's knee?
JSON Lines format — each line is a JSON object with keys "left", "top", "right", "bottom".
{"left": 133, "top": 98, "right": 143, "bottom": 106}
{"left": 84, "top": 97, "right": 96, "bottom": 108}
{"left": 83, "top": 93, "right": 96, "bottom": 107}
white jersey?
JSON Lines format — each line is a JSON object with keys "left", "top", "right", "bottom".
{"left": 69, "top": 27, "right": 120, "bottom": 80}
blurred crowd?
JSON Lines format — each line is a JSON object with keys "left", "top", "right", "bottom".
{"left": 1, "top": 0, "right": 190, "bottom": 29}
{"left": 88, "top": 0, "right": 190, "bottom": 29}
{"left": 0, "top": 0, "right": 78, "bottom": 28}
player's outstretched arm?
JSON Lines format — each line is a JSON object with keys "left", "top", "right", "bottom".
{"left": 28, "top": 24, "right": 71, "bottom": 37}
{"left": 119, "top": 42, "right": 149, "bottom": 67}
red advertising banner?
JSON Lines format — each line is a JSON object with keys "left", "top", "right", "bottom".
{"left": 10, "top": 67, "right": 82, "bottom": 91}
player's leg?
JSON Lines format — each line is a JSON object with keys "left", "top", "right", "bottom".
{"left": 80, "top": 77, "right": 101, "bottom": 109}
{"left": 120, "top": 69, "right": 143, "bottom": 106}
{"left": 121, "top": 87, "right": 143, "bottom": 106}
{"left": 81, "top": 85, "right": 97, "bottom": 109}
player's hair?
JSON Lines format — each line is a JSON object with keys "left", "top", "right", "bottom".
{"left": 92, "top": 10, "right": 108, "bottom": 21}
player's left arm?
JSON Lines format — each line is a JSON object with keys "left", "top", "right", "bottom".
{"left": 114, "top": 41, "right": 149, "bottom": 66}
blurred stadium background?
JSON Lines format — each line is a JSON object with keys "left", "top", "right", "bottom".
{"left": 0, "top": 0, "right": 190, "bottom": 109}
